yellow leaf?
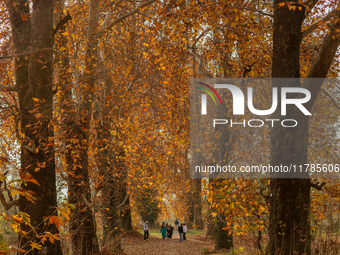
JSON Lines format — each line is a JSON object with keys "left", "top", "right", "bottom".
{"left": 30, "top": 242, "right": 42, "bottom": 250}
{"left": 49, "top": 216, "right": 64, "bottom": 231}
{"left": 57, "top": 207, "right": 70, "bottom": 221}
{"left": 11, "top": 224, "right": 19, "bottom": 233}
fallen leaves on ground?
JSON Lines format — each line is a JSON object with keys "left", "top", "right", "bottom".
{"left": 121, "top": 232, "right": 215, "bottom": 255}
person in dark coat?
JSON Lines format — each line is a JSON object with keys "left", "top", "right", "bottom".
{"left": 167, "top": 224, "right": 174, "bottom": 238}
{"left": 178, "top": 223, "right": 183, "bottom": 242}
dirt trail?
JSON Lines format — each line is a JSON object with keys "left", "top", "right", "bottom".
{"left": 121, "top": 233, "right": 215, "bottom": 255}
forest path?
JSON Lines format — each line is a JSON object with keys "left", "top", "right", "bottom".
{"left": 121, "top": 231, "right": 215, "bottom": 255}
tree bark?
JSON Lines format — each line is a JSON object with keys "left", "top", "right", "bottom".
{"left": 205, "top": 212, "right": 216, "bottom": 236}
{"left": 268, "top": 2, "right": 310, "bottom": 254}
{"left": 268, "top": 2, "right": 340, "bottom": 253}
{"left": 8, "top": 0, "right": 63, "bottom": 254}
{"left": 67, "top": 0, "right": 100, "bottom": 254}
{"left": 193, "top": 178, "right": 203, "bottom": 229}
{"left": 95, "top": 104, "right": 122, "bottom": 251}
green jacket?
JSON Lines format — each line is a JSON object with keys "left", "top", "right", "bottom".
{"left": 160, "top": 227, "right": 167, "bottom": 238}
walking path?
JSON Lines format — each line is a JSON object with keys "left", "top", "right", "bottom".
{"left": 121, "top": 231, "right": 215, "bottom": 255}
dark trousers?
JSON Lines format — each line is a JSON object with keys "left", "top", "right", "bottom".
{"left": 183, "top": 232, "right": 186, "bottom": 240}
{"left": 144, "top": 230, "right": 149, "bottom": 240}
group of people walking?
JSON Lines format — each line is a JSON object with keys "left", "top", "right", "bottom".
{"left": 177, "top": 222, "right": 187, "bottom": 242}
{"left": 143, "top": 219, "right": 187, "bottom": 242}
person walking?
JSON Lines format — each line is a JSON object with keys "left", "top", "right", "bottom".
{"left": 183, "top": 223, "right": 187, "bottom": 240}
{"left": 169, "top": 224, "right": 174, "bottom": 238}
{"left": 178, "top": 223, "right": 183, "bottom": 242}
{"left": 160, "top": 224, "right": 167, "bottom": 240}
{"left": 143, "top": 221, "right": 149, "bottom": 240}
{"left": 175, "top": 219, "right": 179, "bottom": 230}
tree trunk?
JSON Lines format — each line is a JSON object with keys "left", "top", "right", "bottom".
{"left": 268, "top": 2, "right": 311, "bottom": 254}
{"left": 94, "top": 76, "right": 128, "bottom": 250}
{"left": 213, "top": 89, "right": 234, "bottom": 251}
{"left": 119, "top": 185, "right": 133, "bottom": 231}
{"left": 214, "top": 213, "right": 233, "bottom": 251}
{"left": 67, "top": 0, "right": 100, "bottom": 253}
{"left": 206, "top": 210, "right": 216, "bottom": 236}
{"left": 193, "top": 178, "right": 203, "bottom": 230}
{"left": 8, "top": 0, "right": 62, "bottom": 253}
{"left": 54, "top": 5, "right": 99, "bottom": 255}
{"left": 95, "top": 112, "right": 122, "bottom": 250}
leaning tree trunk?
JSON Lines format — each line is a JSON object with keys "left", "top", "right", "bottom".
{"left": 267, "top": 2, "right": 310, "bottom": 255}
{"left": 67, "top": 0, "right": 100, "bottom": 254}
{"left": 8, "top": 0, "right": 63, "bottom": 254}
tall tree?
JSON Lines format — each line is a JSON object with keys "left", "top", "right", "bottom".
{"left": 268, "top": 1, "right": 340, "bottom": 254}
{"left": 6, "top": 0, "right": 63, "bottom": 253}
{"left": 66, "top": 0, "right": 100, "bottom": 254}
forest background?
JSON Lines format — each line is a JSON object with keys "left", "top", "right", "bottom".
{"left": 1, "top": 0, "right": 340, "bottom": 254}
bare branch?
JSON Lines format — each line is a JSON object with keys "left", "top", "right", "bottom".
{"left": 101, "top": 10, "right": 112, "bottom": 28}
{"left": 320, "top": 88, "right": 340, "bottom": 109}
{"left": 302, "top": 9, "right": 337, "bottom": 38}
{"left": 52, "top": 12, "right": 72, "bottom": 36}
{"left": 0, "top": 86, "right": 16, "bottom": 92}
{"left": 260, "top": 190, "right": 270, "bottom": 204}
{"left": 98, "top": 0, "right": 156, "bottom": 39}
{"left": 304, "top": 10, "right": 340, "bottom": 111}
{"left": 0, "top": 48, "right": 71, "bottom": 61}
{"left": 0, "top": 173, "right": 19, "bottom": 210}
{"left": 116, "top": 193, "right": 129, "bottom": 209}
{"left": 223, "top": 5, "right": 273, "bottom": 17}
{"left": 82, "top": 194, "right": 92, "bottom": 208}
{"left": 0, "top": 194, "right": 19, "bottom": 210}
{"left": 310, "top": 181, "right": 326, "bottom": 191}
{"left": 192, "top": 29, "right": 212, "bottom": 48}
{"left": 186, "top": 44, "right": 214, "bottom": 78}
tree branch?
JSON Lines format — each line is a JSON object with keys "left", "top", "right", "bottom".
{"left": 0, "top": 193, "right": 19, "bottom": 210}
{"left": 302, "top": 9, "right": 337, "bottom": 38}
{"left": 116, "top": 193, "right": 129, "bottom": 209}
{"left": 192, "top": 29, "right": 212, "bottom": 48}
{"left": 304, "top": 10, "right": 340, "bottom": 111}
{"left": 52, "top": 12, "right": 72, "bottom": 36}
{"left": 320, "top": 88, "right": 340, "bottom": 109}
{"left": 0, "top": 86, "right": 16, "bottom": 92}
{"left": 0, "top": 48, "right": 71, "bottom": 61}
{"left": 260, "top": 190, "right": 270, "bottom": 204}
{"left": 98, "top": 0, "right": 156, "bottom": 39}
{"left": 223, "top": 5, "right": 273, "bottom": 17}
{"left": 0, "top": 171, "right": 19, "bottom": 210}
{"left": 186, "top": 44, "right": 214, "bottom": 78}
{"left": 101, "top": 10, "right": 112, "bottom": 28}
{"left": 310, "top": 181, "right": 326, "bottom": 191}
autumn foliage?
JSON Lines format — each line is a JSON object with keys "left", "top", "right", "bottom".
{"left": 1, "top": 0, "right": 340, "bottom": 255}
